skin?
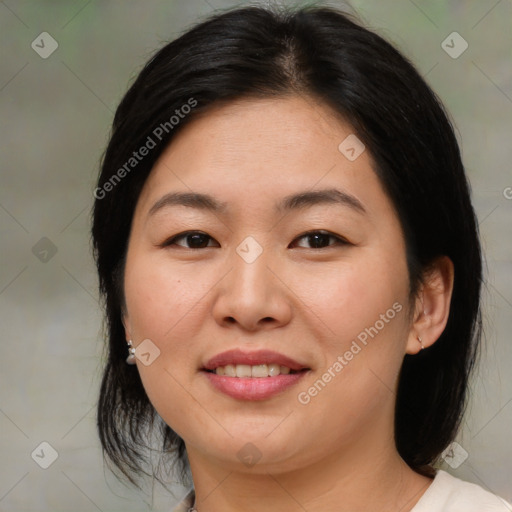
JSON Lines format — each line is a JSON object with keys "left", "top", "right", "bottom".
{"left": 122, "top": 94, "right": 454, "bottom": 512}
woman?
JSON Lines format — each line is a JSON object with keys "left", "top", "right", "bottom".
{"left": 91, "top": 4, "right": 511, "bottom": 511}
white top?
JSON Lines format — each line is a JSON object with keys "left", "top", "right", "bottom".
{"left": 172, "top": 469, "right": 512, "bottom": 511}
{"left": 411, "top": 470, "right": 511, "bottom": 511}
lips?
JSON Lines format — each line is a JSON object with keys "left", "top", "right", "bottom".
{"left": 201, "top": 348, "right": 310, "bottom": 401}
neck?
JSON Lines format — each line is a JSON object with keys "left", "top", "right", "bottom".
{"left": 185, "top": 433, "right": 433, "bottom": 512}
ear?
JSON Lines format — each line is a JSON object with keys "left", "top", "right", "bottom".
{"left": 406, "top": 255, "right": 454, "bottom": 354}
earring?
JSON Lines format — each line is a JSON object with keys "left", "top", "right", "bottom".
{"left": 126, "top": 340, "right": 136, "bottom": 364}
{"left": 418, "top": 336, "right": 425, "bottom": 350}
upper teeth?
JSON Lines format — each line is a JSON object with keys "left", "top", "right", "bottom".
{"left": 214, "top": 364, "right": 292, "bottom": 377}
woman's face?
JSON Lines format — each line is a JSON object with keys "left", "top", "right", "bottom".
{"left": 122, "top": 95, "right": 418, "bottom": 473}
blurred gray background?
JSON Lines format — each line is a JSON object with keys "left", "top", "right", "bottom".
{"left": 1, "top": 0, "right": 511, "bottom": 510}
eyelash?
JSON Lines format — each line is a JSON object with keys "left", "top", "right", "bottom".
{"left": 161, "top": 230, "right": 349, "bottom": 250}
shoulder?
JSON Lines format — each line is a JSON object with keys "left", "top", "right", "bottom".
{"left": 412, "top": 469, "right": 512, "bottom": 512}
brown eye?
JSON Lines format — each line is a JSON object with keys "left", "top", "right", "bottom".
{"left": 290, "top": 230, "right": 348, "bottom": 249}
{"left": 163, "top": 231, "right": 218, "bottom": 249}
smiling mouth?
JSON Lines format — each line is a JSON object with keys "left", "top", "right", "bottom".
{"left": 203, "top": 364, "right": 309, "bottom": 378}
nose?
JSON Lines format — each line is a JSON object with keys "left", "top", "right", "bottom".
{"left": 211, "top": 245, "right": 293, "bottom": 332}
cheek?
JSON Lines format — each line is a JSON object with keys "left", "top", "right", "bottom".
{"left": 123, "top": 253, "right": 214, "bottom": 436}
{"left": 289, "top": 254, "right": 409, "bottom": 344}
{"left": 289, "top": 249, "right": 410, "bottom": 403}
{"left": 293, "top": 295, "right": 408, "bottom": 449}
{"left": 123, "top": 250, "right": 210, "bottom": 339}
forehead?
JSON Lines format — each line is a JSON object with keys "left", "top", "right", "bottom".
{"left": 135, "top": 95, "right": 389, "bottom": 223}
{"left": 165, "top": 95, "right": 352, "bottom": 167}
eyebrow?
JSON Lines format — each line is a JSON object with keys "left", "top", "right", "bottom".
{"left": 148, "top": 188, "right": 366, "bottom": 217}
